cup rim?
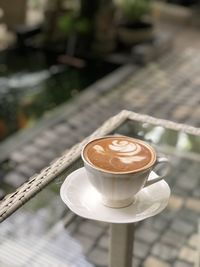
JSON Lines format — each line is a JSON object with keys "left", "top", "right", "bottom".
{"left": 81, "top": 135, "right": 157, "bottom": 174}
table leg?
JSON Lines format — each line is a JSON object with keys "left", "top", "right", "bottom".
{"left": 109, "top": 223, "right": 134, "bottom": 267}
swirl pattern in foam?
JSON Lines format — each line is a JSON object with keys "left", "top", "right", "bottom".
{"left": 83, "top": 136, "right": 156, "bottom": 173}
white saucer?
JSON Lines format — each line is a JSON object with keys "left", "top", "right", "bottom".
{"left": 60, "top": 167, "right": 171, "bottom": 224}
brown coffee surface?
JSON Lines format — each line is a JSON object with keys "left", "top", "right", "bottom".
{"left": 84, "top": 136, "right": 156, "bottom": 173}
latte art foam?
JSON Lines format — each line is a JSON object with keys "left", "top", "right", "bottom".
{"left": 94, "top": 140, "right": 145, "bottom": 164}
{"left": 83, "top": 136, "right": 156, "bottom": 173}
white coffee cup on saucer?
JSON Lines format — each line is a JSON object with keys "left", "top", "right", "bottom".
{"left": 81, "top": 135, "right": 170, "bottom": 208}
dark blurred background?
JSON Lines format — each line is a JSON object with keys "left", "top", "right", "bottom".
{"left": 0, "top": 0, "right": 200, "bottom": 143}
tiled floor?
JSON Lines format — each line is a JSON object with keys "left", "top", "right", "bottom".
{"left": 0, "top": 24, "right": 200, "bottom": 267}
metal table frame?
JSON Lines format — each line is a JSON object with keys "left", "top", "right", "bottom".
{"left": 0, "top": 110, "right": 200, "bottom": 267}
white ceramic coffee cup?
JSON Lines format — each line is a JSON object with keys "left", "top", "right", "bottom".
{"left": 81, "top": 136, "right": 170, "bottom": 208}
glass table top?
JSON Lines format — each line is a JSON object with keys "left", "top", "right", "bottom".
{"left": 0, "top": 118, "right": 199, "bottom": 267}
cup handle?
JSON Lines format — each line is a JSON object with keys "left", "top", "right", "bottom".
{"left": 144, "top": 157, "right": 170, "bottom": 187}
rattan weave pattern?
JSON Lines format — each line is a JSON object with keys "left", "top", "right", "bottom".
{"left": 0, "top": 110, "right": 199, "bottom": 222}
{"left": 0, "top": 110, "right": 129, "bottom": 222}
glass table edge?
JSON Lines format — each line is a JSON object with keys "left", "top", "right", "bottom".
{"left": 0, "top": 110, "right": 199, "bottom": 222}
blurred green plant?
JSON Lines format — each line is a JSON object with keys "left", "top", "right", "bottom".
{"left": 58, "top": 14, "right": 91, "bottom": 36}
{"left": 118, "top": 0, "right": 152, "bottom": 22}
